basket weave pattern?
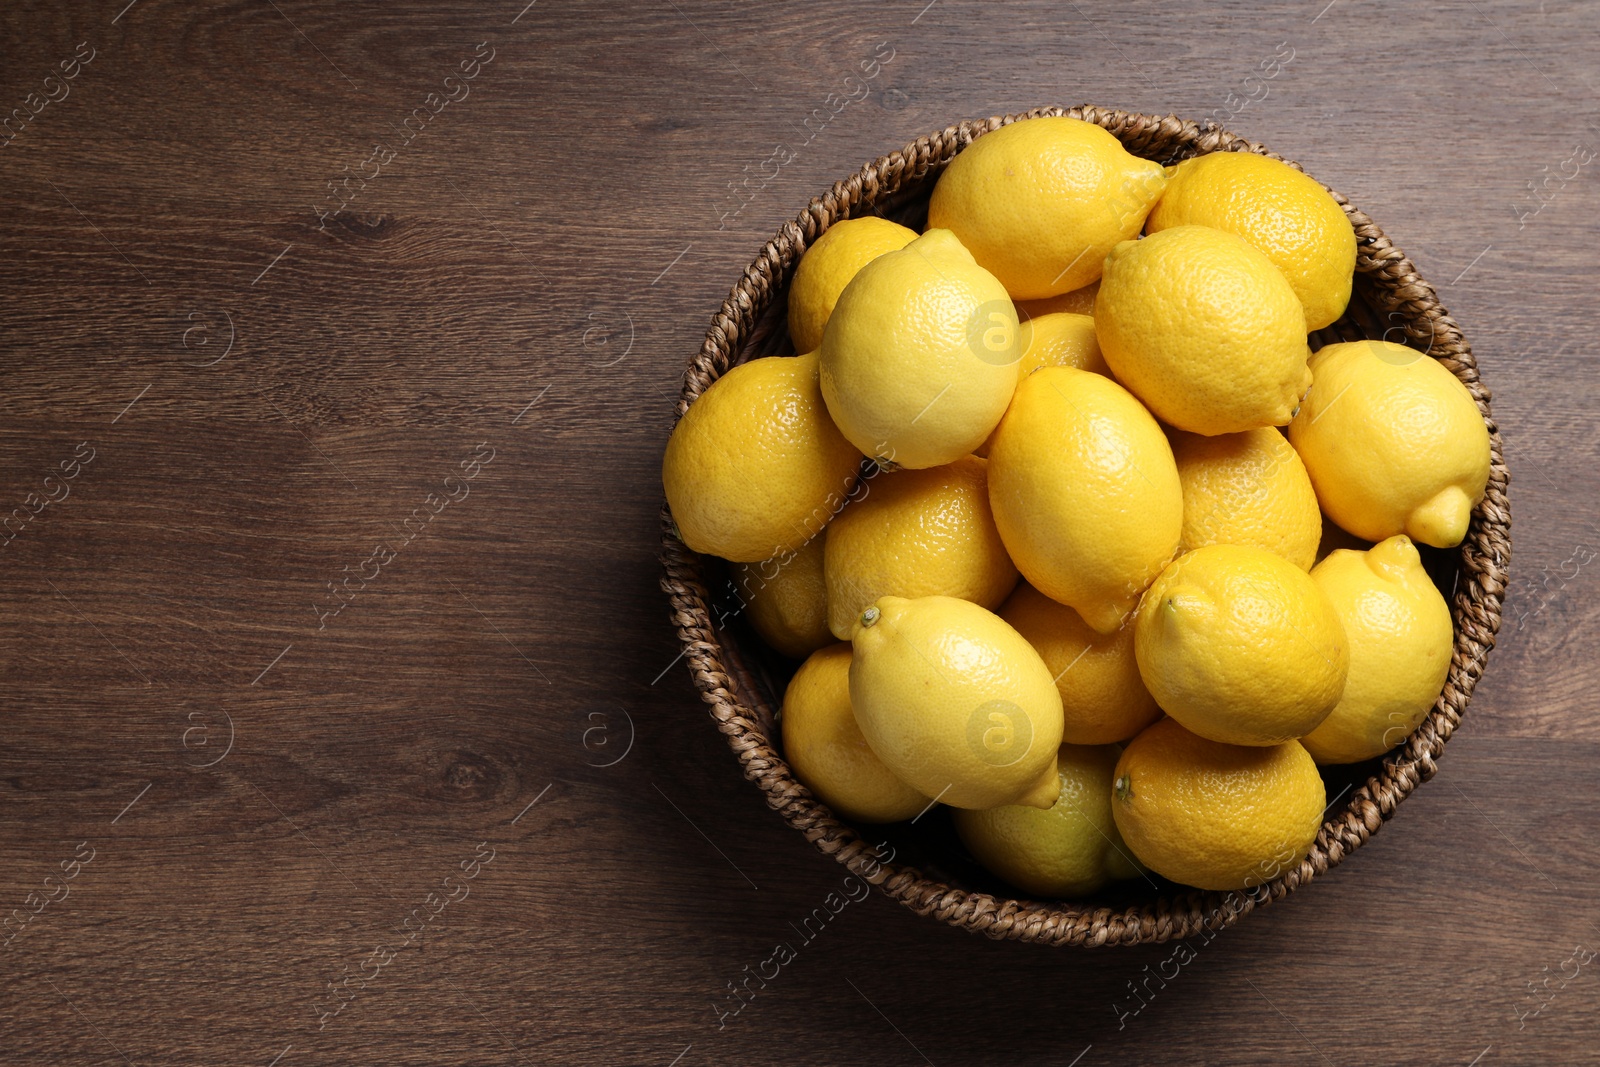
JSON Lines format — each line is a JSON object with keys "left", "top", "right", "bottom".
{"left": 660, "top": 106, "right": 1512, "bottom": 947}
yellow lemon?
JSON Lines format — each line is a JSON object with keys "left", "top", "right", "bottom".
{"left": 999, "top": 583, "right": 1161, "bottom": 745}
{"left": 1017, "top": 280, "right": 1099, "bottom": 320}
{"left": 928, "top": 116, "right": 1165, "bottom": 299}
{"left": 1172, "top": 427, "right": 1321, "bottom": 571}
{"left": 787, "top": 216, "right": 919, "bottom": 353}
{"left": 953, "top": 743, "right": 1145, "bottom": 898}
{"left": 987, "top": 367, "right": 1182, "bottom": 634}
{"left": 1147, "top": 151, "right": 1356, "bottom": 331}
{"left": 1289, "top": 340, "right": 1491, "bottom": 549}
{"left": 781, "top": 644, "right": 928, "bottom": 823}
{"left": 1112, "top": 717, "right": 1325, "bottom": 892}
{"left": 849, "top": 595, "right": 1064, "bottom": 810}
{"left": 663, "top": 352, "right": 861, "bottom": 562}
{"left": 824, "top": 455, "right": 1018, "bottom": 640}
{"left": 1134, "top": 544, "right": 1348, "bottom": 746}
{"left": 820, "top": 229, "right": 1020, "bottom": 469}
{"left": 1016, "top": 312, "right": 1108, "bottom": 378}
{"left": 973, "top": 312, "right": 1106, "bottom": 458}
{"left": 1301, "top": 536, "right": 1454, "bottom": 764}
{"left": 731, "top": 533, "right": 832, "bottom": 660}
{"left": 1096, "top": 224, "right": 1312, "bottom": 435}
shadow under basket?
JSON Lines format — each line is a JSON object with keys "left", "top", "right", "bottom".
{"left": 659, "top": 106, "right": 1512, "bottom": 947}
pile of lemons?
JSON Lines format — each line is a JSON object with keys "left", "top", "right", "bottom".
{"left": 663, "top": 117, "right": 1491, "bottom": 897}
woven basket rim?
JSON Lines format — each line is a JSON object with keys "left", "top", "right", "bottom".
{"left": 660, "top": 106, "right": 1511, "bottom": 947}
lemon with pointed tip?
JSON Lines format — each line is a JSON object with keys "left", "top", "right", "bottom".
{"left": 787, "top": 216, "right": 919, "bottom": 353}
{"left": 781, "top": 643, "right": 928, "bottom": 823}
{"left": 849, "top": 595, "right": 1064, "bottom": 810}
{"left": 1135, "top": 544, "right": 1348, "bottom": 746}
{"left": 824, "top": 455, "right": 1017, "bottom": 640}
{"left": 1301, "top": 536, "right": 1454, "bottom": 764}
{"left": 731, "top": 533, "right": 832, "bottom": 660}
{"left": 1112, "top": 717, "right": 1325, "bottom": 892}
{"left": 953, "top": 743, "right": 1144, "bottom": 898}
{"left": 663, "top": 352, "right": 861, "bottom": 562}
{"left": 1289, "top": 340, "right": 1491, "bottom": 549}
{"left": 1172, "top": 427, "right": 1322, "bottom": 571}
{"left": 928, "top": 116, "right": 1166, "bottom": 299}
{"left": 1096, "top": 225, "right": 1312, "bottom": 435}
{"left": 820, "top": 229, "right": 1020, "bottom": 469}
{"left": 987, "top": 366, "right": 1183, "bottom": 634}
{"left": 1147, "top": 151, "right": 1356, "bottom": 331}
{"left": 1000, "top": 583, "right": 1161, "bottom": 745}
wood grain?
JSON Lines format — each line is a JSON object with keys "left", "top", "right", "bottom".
{"left": 1, "top": 0, "right": 1597, "bottom": 1063}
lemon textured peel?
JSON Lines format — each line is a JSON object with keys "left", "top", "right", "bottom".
{"left": 953, "top": 743, "right": 1144, "bottom": 898}
{"left": 1172, "top": 426, "right": 1322, "bottom": 571}
{"left": 781, "top": 643, "right": 928, "bottom": 823}
{"left": 663, "top": 352, "right": 861, "bottom": 562}
{"left": 928, "top": 116, "right": 1166, "bottom": 299}
{"left": 1016, "top": 280, "right": 1099, "bottom": 320}
{"left": 1134, "top": 544, "right": 1349, "bottom": 746}
{"left": 1147, "top": 151, "right": 1356, "bottom": 331}
{"left": 1016, "top": 312, "right": 1109, "bottom": 378}
{"left": 1300, "top": 535, "right": 1454, "bottom": 764}
{"left": 823, "top": 455, "right": 1018, "bottom": 640}
{"left": 1289, "top": 339, "right": 1491, "bottom": 549}
{"left": 974, "top": 311, "right": 1107, "bottom": 458}
{"left": 1096, "top": 224, "right": 1313, "bottom": 435}
{"left": 999, "top": 582, "right": 1161, "bottom": 745}
{"left": 731, "top": 532, "right": 832, "bottom": 660}
{"left": 1112, "top": 717, "right": 1325, "bottom": 892}
{"left": 848, "top": 595, "right": 1064, "bottom": 810}
{"left": 787, "top": 216, "right": 919, "bottom": 353}
{"left": 819, "top": 229, "right": 1020, "bottom": 470}
{"left": 987, "top": 366, "right": 1183, "bottom": 634}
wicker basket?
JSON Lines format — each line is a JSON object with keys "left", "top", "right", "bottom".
{"left": 660, "top": 106, "right": 1511, "bottom": 947}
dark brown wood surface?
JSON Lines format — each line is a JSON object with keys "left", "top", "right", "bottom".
{"left": 0, "top": 1, "right": 1596, "bottom": 1063}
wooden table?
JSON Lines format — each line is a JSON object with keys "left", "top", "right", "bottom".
{"left": 1, "top": 1, "right": 1594, "bottom": 1063}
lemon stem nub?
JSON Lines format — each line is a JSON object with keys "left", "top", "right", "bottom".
{"left": 859, "top": 606, "right": 881, "bottom": 629}
{"left": 1164, "top": 590, "right": 1208, "bottom": 616}
{"left": 1114, "top": 774, "right": 1132, "bottom": 802}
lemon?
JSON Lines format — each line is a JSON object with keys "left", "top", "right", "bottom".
{"left": 1016, "top": 281, "right": 1099, "bottom": 320}
{"left": 987, "top": 367, "right": 1182, "bottom": 634}
{"left": 1172, "top": 427, "right": 1321, "bottom": 571}
{"left": 849, "top": 595, "right": 1064, "bottom": 810}
{"left": 1000, "top": 583, "right": 1162, "bottom": 745}
{"left": 1134, "top": 544, "right": 1348, "bottom": 746}
{"left": 953, "top": 743, "right": 1144, "bottom": 897}
{"left": 1301, "top": 536, "right": 1453, "bottom": 764}
{"left": 824, "top": 455, "right": 1018, "bottom": 640}
{"left": 1096, "top": 225, "right": 1312, "bottom": 435}
{"left": 663, "top": 352, "right": 861, "bottom": 562}
{"left": 1289, "top": 340, "right": 1491, "bottom": 549}
{"left": 1016, "top": 312, "right": 1108, "bottom": 378}
{"left": 781, "top": 644, "right": 928, "bottom": 823}
{"left": 928, "top": 116, "right": 1166, "bottom": 299}
{"left": 731, "top": 533, "right": 832, "bottom": 660}
{"left": 1112, "top": 717, "right": 1325, "bottom": 892}
{"left": 974, "top": 313, "right": 1106, "bottom": 457}
{"left": 787, "top": 216, "right": 919, "bottom": 353}
{"left": 1147, "top": 151, "right": 1356, "bottom": 331}
{"left": 819, "top": 229, "right": 1020, "bottom": 469}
